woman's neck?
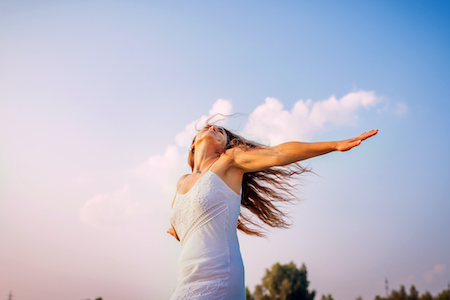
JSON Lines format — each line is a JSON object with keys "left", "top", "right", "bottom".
{"left": 192, "top": 143, "right": 221, "bottom": 174}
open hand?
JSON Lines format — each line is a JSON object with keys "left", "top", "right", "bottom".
{"left": 336, "top": 129, "right": 378, "bottom": 152}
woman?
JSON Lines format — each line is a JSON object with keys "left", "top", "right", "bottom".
{"left": 168, "top": 123, "right": 378, "bottom": 299}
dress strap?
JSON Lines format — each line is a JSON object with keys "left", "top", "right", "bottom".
{"left": 177, "top": 175, "right": 189, "bottom": 191}
{"left": 208, "top": 158, "right": 220, "bottom": 172}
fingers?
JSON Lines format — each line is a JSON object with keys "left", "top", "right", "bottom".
{"left": 340, "top": 129, "right": 377, "bottom": 151}
{"left": 359, "top": 129, "right": 378, "bottom": 140}
{"left": 167, "top": 227, "right": 180, "bottom": 241}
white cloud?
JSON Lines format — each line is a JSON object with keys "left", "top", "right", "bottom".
{"left": 79, "top": 146, "right": 185, "bottom": 229}
{"left": 424, "top": 264, "right": 447, "bottom": 283}
{"left": 243, "top": 90, "right": 381, "bottom": 145}
{"left": 131, "top": 145, "right": 185, "bottom": 195}
{"left": 80, "top": 92, "right": 401, "bottom": 229}
{"left": 394, "top": 101, "right": 408, "bottom": 117}
{"left": 376, "top": 98, "right": 409, "bottom": 117}
{"left": 135, "top": 99, "right": 233, "bottom": 193}
{"left": 175, "top": 99, "right": 233, "bottom": 148}
{"left": 80, "top": 184, "right": 146, "bottom": 227}
{"left": 79, "top": 99, "right": 233, "bottom": 228}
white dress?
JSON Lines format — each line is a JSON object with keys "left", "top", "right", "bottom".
{"left": 169, "top": 164, "right": 245, "bottom": 300}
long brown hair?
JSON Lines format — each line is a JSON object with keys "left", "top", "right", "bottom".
{"left": 188, "top": 122, "right": 310, "bottom": 236}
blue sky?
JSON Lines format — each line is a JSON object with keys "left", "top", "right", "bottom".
{"left": 1, "top": 1, "right": 449, "bottom": 300}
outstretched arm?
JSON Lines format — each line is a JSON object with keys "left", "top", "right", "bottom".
{"left": 231, "top": 129, "right": 378, "bottom": 172}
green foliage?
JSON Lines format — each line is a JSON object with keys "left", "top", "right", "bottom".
{"left": 392, "top": 285, "right": 408, "bottom": 300}
{"left": 248, "top": 262, "right": 450, "bottom": 300}
{"left": 408, "top": 285, "right": 419, "bottom": 300}
{"left": 374, "top": 285, "right": 449, "bottom": 300}
{"left": 418, "top": 291, "right": 433, "bottom": 300}
{"left": 251, "top": 262, "right": 316, "bottom": 300}
{"left": 434, "top": 289, "right": 449, "bottom": 300}
{"left": 247, "top": 286, "right": 255, "bottom": 300}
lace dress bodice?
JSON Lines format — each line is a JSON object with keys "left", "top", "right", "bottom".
{"left": 169, "top": 169, "right": 245, "bottom": 299}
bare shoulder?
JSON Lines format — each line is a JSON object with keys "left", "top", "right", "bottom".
{"left": 171, "top": 174, "right": 189, "bottom": 208}
{"left": 222, "top": 147, "right": 248, "bottom": 166}
{"left": 176, "top": 174, "right": 189, "bottom": 189}
{"left": 178, "top": 174, "right": 189, "bottom": 181}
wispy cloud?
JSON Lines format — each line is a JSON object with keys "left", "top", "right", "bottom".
{"left": 424, "top": 264, "right": 447, "bottom": 283}
{"left": 80, "top": 91, "right": 403, "bottom": 228}
{"left": 175, "top": 99, "right": 233, "bottom": 148}
{"left": 393, "top": 102, "right": 408, "bottom": 117}
{"left": 377, "top": 98, "right": 409, "bottom": 117}
{"left": 243, "top": 90, "right": 381, "bottom": 144}
{"left": 80, "top": 184, "right": 146, "bottom": 227}
{"left": 79, "top": 100, "right": 233, "bottom": 228}
{"left": 131, "top": 145, "right": 185, "bottom": 195}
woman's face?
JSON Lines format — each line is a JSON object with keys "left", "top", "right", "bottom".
{"left": 195, "top": 125, "right": 228, "bottom": 150}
